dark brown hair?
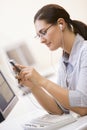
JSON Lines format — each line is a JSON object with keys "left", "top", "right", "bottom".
{"left": 34, "top": 4, "right": 87, "bottom": 40}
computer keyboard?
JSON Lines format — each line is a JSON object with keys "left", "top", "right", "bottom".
{"left": 23, "top": 113, "right": 78, "bottom": 130}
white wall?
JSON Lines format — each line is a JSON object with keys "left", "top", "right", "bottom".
{"left": 0, "top": 0, "right": 87, "bottom": 71}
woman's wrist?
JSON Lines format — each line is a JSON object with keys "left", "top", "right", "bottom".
{"left": 29, "top": 76, "right": 48, "bottom": 91}
{"left": 39, "top": 76, "right": 48, "bottom": 88}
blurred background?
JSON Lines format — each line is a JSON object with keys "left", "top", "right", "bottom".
{"left": 0, "top": 0, "right": 87, "bottom": 74}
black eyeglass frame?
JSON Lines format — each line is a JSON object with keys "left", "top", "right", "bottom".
{"left": 35, "top": 24, "right": 55, "bottom": 39}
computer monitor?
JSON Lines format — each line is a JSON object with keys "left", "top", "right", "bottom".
{"left": 0, "top": 49, "right": 18, "bottom": 122}
{"left": 0, "top": 71, "right": 18, "bottom": 121}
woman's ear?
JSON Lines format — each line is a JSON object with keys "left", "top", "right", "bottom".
{"left": 57, "top": 18, "right": 66, "bottom": 31}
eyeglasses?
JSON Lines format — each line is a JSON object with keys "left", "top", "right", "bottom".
{"left": 35, "top": 24, "right": 54, "bottom": 39}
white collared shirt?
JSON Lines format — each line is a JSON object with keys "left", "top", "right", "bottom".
{"left": 57, "top": 34, "right": 87, "bottom": 107}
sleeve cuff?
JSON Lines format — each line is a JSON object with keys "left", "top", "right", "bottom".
{"left": 69, "top": 90, "right": 86, "bottom": 107}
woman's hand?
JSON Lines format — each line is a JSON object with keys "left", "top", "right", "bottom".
{"left": 16, "top": 73, "right": 35, "bottom": 90}
{"left": 16, "top": 65, "right": 44, "bottom": 87}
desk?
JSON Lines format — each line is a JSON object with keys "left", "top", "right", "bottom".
{"left": 0, "top": 95, "right": 87, "bottom": 130}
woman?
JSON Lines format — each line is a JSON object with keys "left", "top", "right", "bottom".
{"left": 16, "top": 4, "right": 87, "bottom": 116}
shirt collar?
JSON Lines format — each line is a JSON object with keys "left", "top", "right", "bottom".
{"left": 63, "top": 34, "right": 85, "bottom": 67}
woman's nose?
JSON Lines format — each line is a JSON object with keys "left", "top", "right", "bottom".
{"left": 40, "top": 36, "right": 47, "bottom": 44}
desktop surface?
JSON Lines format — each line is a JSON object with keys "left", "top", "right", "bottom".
{"left": 0, "top": 95, "right": 87, "bottom": 130}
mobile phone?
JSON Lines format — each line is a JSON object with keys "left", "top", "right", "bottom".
{"left": 9, "top": 60, "right": 30, "bottom": 95}
{"left": 9, "top": 60, "right": 21, "bottom": 73}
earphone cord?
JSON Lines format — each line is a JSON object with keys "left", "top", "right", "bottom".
{"left": 22, "top": 28, "right": 65, "bottom": 111}
{"left": 50, "top": 27, "right": 65, "bottom": 73}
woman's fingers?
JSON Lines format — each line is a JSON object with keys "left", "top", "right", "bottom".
{"left": 15, "top": 65, "right": 43, "bottom": 86}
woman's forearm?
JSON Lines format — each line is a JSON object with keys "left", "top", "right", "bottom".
{"left": 40, "top": 78, "right": 70, "bottom": 108}
{"left": 31, "top": 86, "right": 63, "bottom": 115}
{"left": 39, "top": 78, "right": 87, "bottom": 116}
